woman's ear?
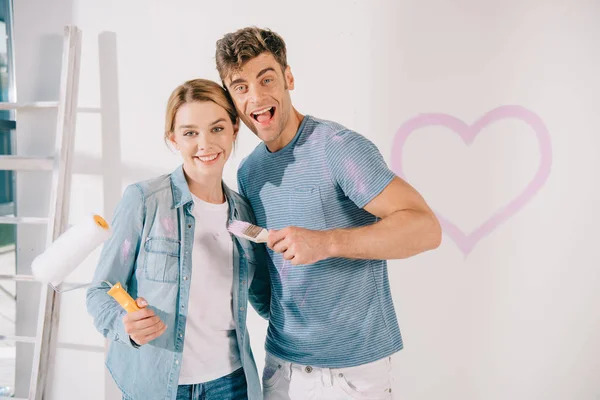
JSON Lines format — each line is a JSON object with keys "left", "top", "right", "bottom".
{"left": 167, "top": 131, "right": 179, "bottom": 151}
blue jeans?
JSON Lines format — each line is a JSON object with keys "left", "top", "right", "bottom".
{"left": 175, "top": 368, "right": 248, "bottom": 400}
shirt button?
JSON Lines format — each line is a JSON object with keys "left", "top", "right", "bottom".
{"left": 188, "top": 224, "right": 192, "bottom": 228}
{"left": 183, "top": 276, "right": 188, "bottom": 281}
{"left": 240, "top": 306, "right": 245, "bottom": 311}
{"left": 181, "top": 305, "right": 185, "bottom": 309}
{"left": 241, "top": 280, "right": 246, "bottom": 285}
{"left": 305, "top": 366, "right": 313, "bottom": 373}
{"left": 179, "top": 333, "right": 183, "bottom": 338}
{"left": 175, "top": 360, "right": 179, "bottom": 365}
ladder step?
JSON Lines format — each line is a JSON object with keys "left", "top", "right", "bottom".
{"left": 0, "top": 334, "right": 37, "bottom": 344}
{"left": 0, "top": 101, "right": 59, "bottom": 110}
{"left": 0, "top": 216, "right": 48, "bottom": 224}
{"left": 0, "top": 156, "right": 54, "bottom": 171}
{"left": 0, "top": 274, "right": 36, "bottom": 282}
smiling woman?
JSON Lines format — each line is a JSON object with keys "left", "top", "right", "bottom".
{"left": 85, "top": 78, "right": 270, "bottom": 400}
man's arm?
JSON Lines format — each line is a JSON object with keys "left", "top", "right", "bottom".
{"left": 329, "top": 176, "right": 441, "bottom": 260}
{"left": 268, "top": 130, "right": 441, "bottom": 265}
{"left": 269, "top": 177, "right": 441, "bottom": 264}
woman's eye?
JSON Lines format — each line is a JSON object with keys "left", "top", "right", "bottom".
{"left": 212, "top": 127, "right": 224, "bottom": 133}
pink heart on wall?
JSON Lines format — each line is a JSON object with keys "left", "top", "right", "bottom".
{"left": 391, "top": 105, "right": 552, "bottom": 256}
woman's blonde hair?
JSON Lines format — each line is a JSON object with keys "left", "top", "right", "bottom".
{"left": 164, "top": 79, "right": 238, "bottom": 144}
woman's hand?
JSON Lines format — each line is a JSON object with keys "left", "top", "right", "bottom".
{"left": 122, "top": 297, "right": 167, "bottom": 346}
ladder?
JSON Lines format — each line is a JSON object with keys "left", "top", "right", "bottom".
{"left": 0, "top": 25, "right": 82, "bottom": 400}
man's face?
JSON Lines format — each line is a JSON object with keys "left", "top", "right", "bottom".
{"left": 225, "top": 53, "right": 295, "bottom": 146}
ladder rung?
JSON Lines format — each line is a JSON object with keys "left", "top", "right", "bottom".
{"left": 0, "top": 216, "right": 48, "bottom": 224}
{"left": 0, "top": 334, "right": 37, "bottom": 343}
{"left": 78, "top": 107, "right": 101, "bottom": 113}
{"left": 0, "top": 101, "right": 59, "bottom": 110}
{"left": 0, "top": 274, "right": 37, "bottom": 282}
{"left": 0, "top": 156, "right": 54, "bottom": 171}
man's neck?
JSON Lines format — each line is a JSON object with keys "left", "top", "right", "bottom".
{"left": 266, "top": 108, "right": 304, "bottom": 152}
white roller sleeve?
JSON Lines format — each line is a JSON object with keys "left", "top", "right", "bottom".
{"left": 31, "top": 214, "right": 112, "bottom": 286}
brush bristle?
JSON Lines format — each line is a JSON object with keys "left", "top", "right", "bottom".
{"left": 228, "top": 220, "right": 262, "bottom": 238}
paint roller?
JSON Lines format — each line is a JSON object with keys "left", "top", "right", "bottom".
{"left": 29, "top": 214, "right": 140, "bottom": 312}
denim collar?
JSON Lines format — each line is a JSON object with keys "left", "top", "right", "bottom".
{"left": 170, "top": 165, "right": 238, "bottom": 215}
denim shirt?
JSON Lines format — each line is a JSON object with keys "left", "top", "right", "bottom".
{"left": 86, "top": 165, "right": 270, "bottom": 400}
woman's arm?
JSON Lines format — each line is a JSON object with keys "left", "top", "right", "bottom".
{"left": 85, "top": 184, "right": 145, "bottom": 348}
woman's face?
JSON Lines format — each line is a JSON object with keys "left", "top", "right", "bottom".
{"left": 169, "top": 101, "right": 238, "bottom": 179}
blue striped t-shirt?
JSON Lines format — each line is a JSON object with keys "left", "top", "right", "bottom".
{"left": 237, "top": 115, "right": 403, "bottom": 368}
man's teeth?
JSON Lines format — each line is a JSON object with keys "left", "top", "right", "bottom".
{"left": 197, "top": 153, "right": 219, "bottom": 162}
{"left": 252, "top": 107, "right": 273, "bottom": 116}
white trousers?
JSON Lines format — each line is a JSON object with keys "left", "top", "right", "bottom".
{"left": 262, "top": 353, "right": 394, "bottom": 400}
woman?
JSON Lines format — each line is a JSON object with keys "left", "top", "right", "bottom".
{"left": 86, "top": 79, "right": 270, "bottom": 400}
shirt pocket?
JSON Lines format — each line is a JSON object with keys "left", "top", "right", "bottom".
{"left": 143, "top": 237, "right": 180, "bottom": 283}
{"left": 287, "top": 185, "right": 326, "bottom": 230}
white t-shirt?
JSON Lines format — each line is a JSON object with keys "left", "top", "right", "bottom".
{"left": 178, "top": 195, "right": 241, "bottom": 384}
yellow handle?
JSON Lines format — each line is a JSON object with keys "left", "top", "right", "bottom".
{"left": 107, "top": 282, "right": 141, "bottom": 313}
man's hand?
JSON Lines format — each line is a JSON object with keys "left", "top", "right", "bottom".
{"left": 268, "top": 227, "right": 332, "bottom": 265}
{"left": 123, "top": 297, "right": 167, "bottom": 346}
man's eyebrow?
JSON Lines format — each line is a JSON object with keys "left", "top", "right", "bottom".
{"left": 256, "top": 67, "right": 276, "bottom": 79}
{"left": 229, "top": 77, "right": 247, "bottom": 87}
{"left": 229, "top": 67, "right": 277, "bottom": 87}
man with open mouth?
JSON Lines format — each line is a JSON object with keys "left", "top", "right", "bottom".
{"left": 215, "top": 27, "right": 442, "bottom": 400}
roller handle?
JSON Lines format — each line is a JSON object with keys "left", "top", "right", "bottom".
{"left": 107, "top": 282, "right": 141, "bottom": 313}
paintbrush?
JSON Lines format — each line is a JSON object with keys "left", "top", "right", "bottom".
{"left": 227, "top": 220, "right": 269, "bottom": 243}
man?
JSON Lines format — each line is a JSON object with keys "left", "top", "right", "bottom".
{"left": 215, "top": 27, "right": 441, "bottom": 399}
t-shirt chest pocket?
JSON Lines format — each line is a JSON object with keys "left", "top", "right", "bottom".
{"left": 287, "top": 185, "right": 326, "bottom": 231}
{"left": 143, "top": 237, "right": 180, "bottom": 283}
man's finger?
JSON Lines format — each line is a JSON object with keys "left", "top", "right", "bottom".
{"left": 272, "top": 237, "right": 290, "bottom": 254}
{"left": 283, "top": 248, "right": 295, "bottom": 261}
{"left": 268, "top": 228, "right": 287, "bottom": 249}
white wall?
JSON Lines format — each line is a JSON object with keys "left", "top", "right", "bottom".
{"left": 12, "top": 0, "right": 600, "bottom": 399}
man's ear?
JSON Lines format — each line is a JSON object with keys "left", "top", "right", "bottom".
{"left": 233, "top": 120, "right": 240, "bottom": 139}
{"left": 284, "top": 65, "right": 294, "bottom": 91}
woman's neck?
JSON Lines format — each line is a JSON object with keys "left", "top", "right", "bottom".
{"left": 182, "top": 165, "right": 225, "bottom": 204}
